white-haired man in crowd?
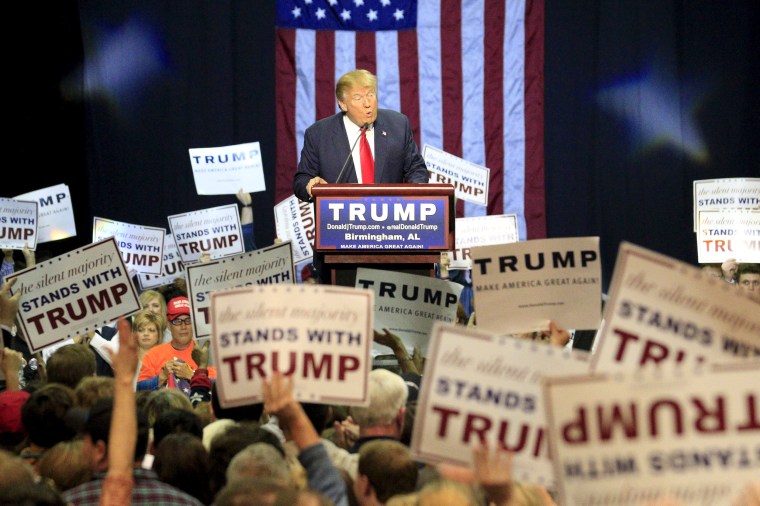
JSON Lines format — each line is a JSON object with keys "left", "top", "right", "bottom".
{"left": 323, "top": 368, "right": 409, "bottom": 480}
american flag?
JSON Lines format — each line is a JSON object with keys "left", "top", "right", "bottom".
{"left": 275, "top": 0, "right": 545, "bottom": 240}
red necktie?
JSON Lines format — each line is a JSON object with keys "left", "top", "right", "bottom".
{"left": 359, "top": 126, "right": 374, "bottom": 183}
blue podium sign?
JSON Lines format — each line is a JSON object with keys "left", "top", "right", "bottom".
{"left": 316, "top": 195, "right": 450, "bottom": 251}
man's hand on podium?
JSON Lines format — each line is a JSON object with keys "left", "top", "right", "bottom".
{"left": 306, "top": 176, "right": 328, "bottom": 197}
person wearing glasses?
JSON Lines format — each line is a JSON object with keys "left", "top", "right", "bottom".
{"left": 137, "top": 296, "right": 216, "bottom": 390}
{"left": 736, "top": 263, "right": 760, "bottom": 301}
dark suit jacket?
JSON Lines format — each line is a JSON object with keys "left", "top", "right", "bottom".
{"left": 292, "top": 109, "right": 429, "bottom": 202}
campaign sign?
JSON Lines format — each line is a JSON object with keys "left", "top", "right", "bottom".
{"left": 591, "top": 242, "right": 760, "bottom": 374}
{"left": 355, "top": 268, "right": 462, "bottom": 356}
{"left": 471, "top": 237, "right": 602, "bottom": 335}
{"left": 14, "top": 183, "right": 76, "bottom": 243}
{"left": 423, "top": 144, "right": 489, "bottom": 206}
{"left": 544, "top": 364, "right": 760, "bottom": 506}
{"left": 0, "top": 198, "right": 38, "bottom": 250}
{"left": 274, "top": 194, "right": 315, "bottom": 263}
{"left": 447, "top": 214, "right": 519, "bottom": 270}
{"left": 692, "top": 177, "right": 760, "bottom": 231}
{"left": 6, "top": 238, "right": 142, "bottom": 352}
{"left": 167, "top": 204, "right": 244, "bottom": 264}
{"left": 411, "top": 323, "right": 591, "bottom": 487}
{"left": 92, "top": 218, "right": 165, "bottom": 275}
{"left": 189, "top": 141, "right": 266, "bottom": 195}
{"left": 186, "top": 241, "right": 295, "bottom": 339}
{"left": 137, "top": 234, "right": 185, "bottom": 290}
{"left": 315, "top": 195, "right": 449, "bottom": 251}
{"left": 211, "top": 284, "right": 373, "bottom": 408}
{"left": 696, "top": 209, "right": 760, "bottom": 263}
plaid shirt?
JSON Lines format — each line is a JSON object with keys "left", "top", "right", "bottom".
{"left": 63, "top": 468, "right": 204, "bottom": 506}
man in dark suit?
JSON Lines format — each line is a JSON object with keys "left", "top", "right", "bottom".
{"left": 293, "top": 69, "right": 429, "bottom": 203}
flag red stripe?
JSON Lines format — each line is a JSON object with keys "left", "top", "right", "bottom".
{"left": 484, "top": 1, "right": 505, "bottom": 216}
{"left": 524, "top": 0, "right": 546, "bottom": 238}
{"left": 440, "top": 3, "right": 464, "bottom": 216}
{"left": 315, "top": 31, "right": 336, "bottom": 120}
{"left": 275, "top": 28, "right": 297, "bottom": 204}
{"left": 355, "top": 32, "right": 376, "bottom": 74}
{"left": 398, "top": 30, "right": 421, "bottom": 148}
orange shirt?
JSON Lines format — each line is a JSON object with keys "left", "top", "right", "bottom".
{"left": 137, "top": 341, "right": 216, "bottom": 381}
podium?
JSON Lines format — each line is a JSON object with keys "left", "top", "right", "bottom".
{"left": 311, "top": 183, "right": 455, "bottom": 286}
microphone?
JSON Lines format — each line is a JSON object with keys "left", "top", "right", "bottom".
{"left": 334, "top": 122, "right": 370, "bottom": 184}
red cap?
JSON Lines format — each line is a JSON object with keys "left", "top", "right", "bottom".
{"left": 0, "top": 390, "right": 30, "bottom": 434}
{"left": 167, "top": 296, "right": 191, "bottom": 321}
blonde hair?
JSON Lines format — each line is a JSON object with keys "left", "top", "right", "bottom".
{"left": 133, "top": 308, "right": 167, "bottom": 343}
{"left": 140, "top": 289, "right": 167, "bottom": 315}
{"left": 336, "top": 69, "right": 377, "bottom": 102}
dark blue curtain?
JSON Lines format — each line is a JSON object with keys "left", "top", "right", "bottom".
{"left": 7, "top": 1, "right": 759, "bottom": 293}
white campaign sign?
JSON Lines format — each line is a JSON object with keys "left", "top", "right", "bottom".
{"left": 137, "top": 233, "right": 185, "bottom": 290}
{"left": 355, "top": 267, "right": 462, "bottom": 356}
{"left": 447, "top": 214, "right": 519, "bottom": 270}
{"left": 211, "top": 284, "right": 373, "bottom": 408}
{"left": 274, "top": 194, "right": 315, "bottom": 263}
{"left": 692, "top": 177, "right": 760, "bottom": 232}
{"left": 544, "top": 364, "right": 760, "bottom": 506}
{"left": 591, "top": 242, "right": 760, "bottom": 373}
{"left": 14, "top": 183, "right": 76, "bottom": 243}
{"left": 186, "top": 241, "right": 295, "bottom": 339}
{"left": 189, "top": 141, "right": 266, "bottom": 195}
{"left": 696, "top": 209, "right": 760, "bottom": 263}
{"left": 92, "top": 217, "right": 165, "bottom": 275}
{"left": 423, "top": 144, "right": 489, "bottom": 206}
{"left": 471, "top": 237, "right": 602, "bottom": 335}
{"left": 167, "top": 204, "right": 244, "bottom": 264}
{"left": 7, "top": 238, "right": 141, "bottom": 352}
{"left": 411, "top": 323, "right": 591, "bottom": 487}
{"left": 0, "top": 198, "right": 38, "bottom": 250}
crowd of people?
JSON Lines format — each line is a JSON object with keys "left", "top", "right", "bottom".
{"left": 2, "top": 67, "right": 758, "bottom": 505}
{"left": 2, "top": 246, "right": 758, "bottom": 505}
{"left": 0, "top": 257, "right": 529, "bottom": 506}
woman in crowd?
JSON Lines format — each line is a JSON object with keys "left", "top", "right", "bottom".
{"left": 133, "top": 310, "right": 166, "bottom": 367}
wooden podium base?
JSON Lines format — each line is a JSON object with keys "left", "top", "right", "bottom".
{"left": 323, "top": 253, "right": 440, "bottom": 287}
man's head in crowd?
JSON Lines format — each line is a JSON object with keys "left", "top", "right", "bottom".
{"left": 351, "top": 368, "right": 408, "bottom": 438}
{"left": 152, "top": 408, "right": 204, "bottom": 450}
{"left": 208, "top": 423, "right": 286, "bottom": 497}
{"left": 46, "top": 344, "right": 96, "bottom": 389}
{"left": 21, "top": 383, "right": 78, "bottom": 450}
{"left": 226, "top": 442, "right": 292, "bottom": 486}
{"left": 355, "top": 439, "right": 418, "bottom": 505}
{"left": 81, "top": 397, "right": 149, "bottom": 473}
{"left": 38, "top": 440, "right": 92, "bottom": 492}
{"left": 152, "top": 432, "right": 213, "bottom": 505}
{"left": 166, "top": 296, "right": 193, "bottom": 350}
{"left": 736, "top": 263, "right": 760, "bottom": 300}
{"left": 74, "top": 376, "right": 115, "bottom": 409}
{"left": 0, "top": 448, "right": 36, "bottom": 492}
{"left": 143, "top": 388, "right": 193, "bottom": 427}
